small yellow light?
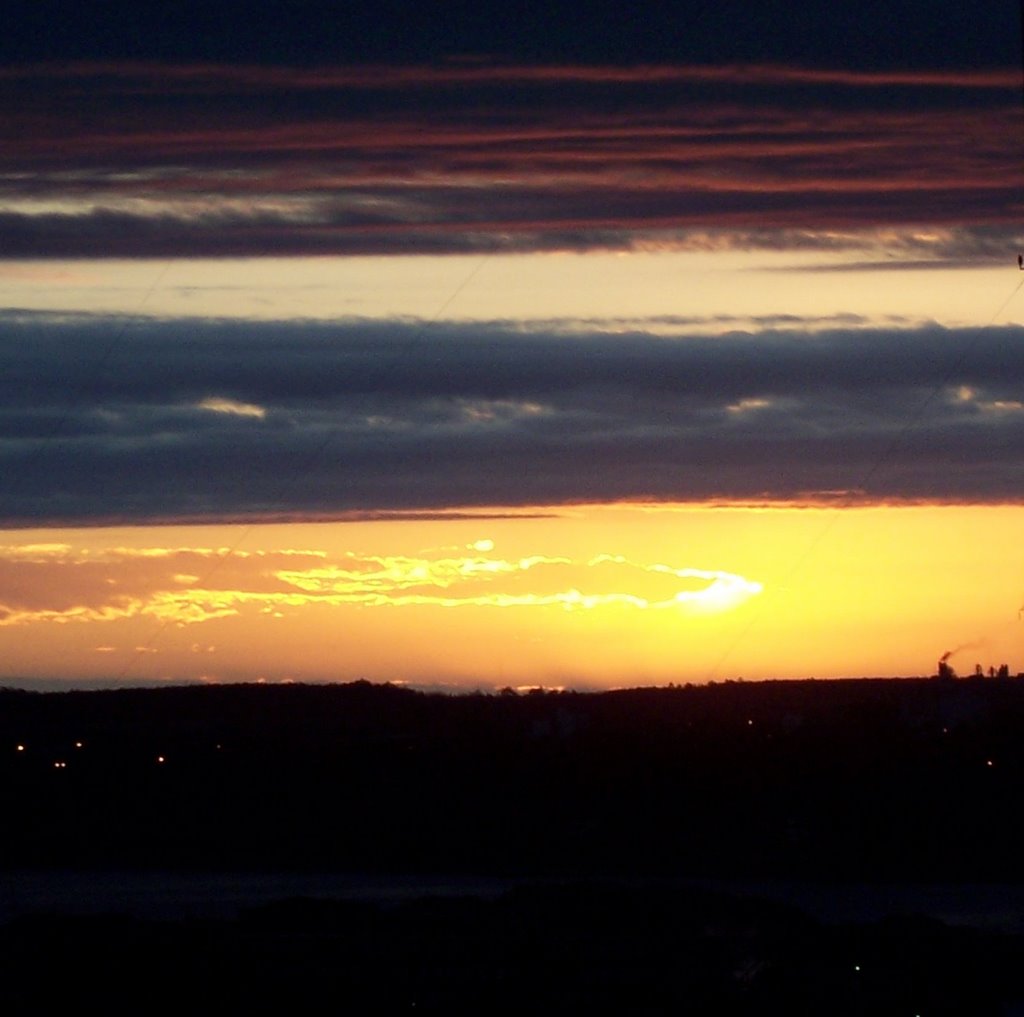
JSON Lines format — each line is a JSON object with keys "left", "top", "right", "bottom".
{"left": 156, "top": 755, "right": 166, "bottom": 764}
{"left": 16, "top": 744, "right": 24, "bottom": 752}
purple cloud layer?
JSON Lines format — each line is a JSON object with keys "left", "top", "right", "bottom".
{"left": 1, "top": 62, "right": 1020, "bottom": 258}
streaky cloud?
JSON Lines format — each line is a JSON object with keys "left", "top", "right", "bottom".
{"left": 1, "top": 61, "right": 1019, "bottom": 257}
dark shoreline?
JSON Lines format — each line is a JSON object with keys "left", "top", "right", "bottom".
{"left": 2, "top": 873, "right": 1023, "bottom": 1014}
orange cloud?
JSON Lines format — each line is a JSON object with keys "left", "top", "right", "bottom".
{"left": 0, "top": 540, "right": 761, "bottom": 630}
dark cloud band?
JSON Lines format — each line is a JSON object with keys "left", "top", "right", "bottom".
{"left": 2, "top": 313, "right": 1023, "bottom": 525}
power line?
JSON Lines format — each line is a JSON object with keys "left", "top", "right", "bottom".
{"left": 111, "top": 252, "right": 493, "bottom": 681}
{"left": 708, "top": 273, "right": 1024, "bottom": 682}
{"left": 3, "top": 261, "right": 173, "bottom": 522}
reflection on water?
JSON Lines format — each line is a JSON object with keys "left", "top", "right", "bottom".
{"left": 2, "top": 871, "right": 1023, "bottom": 932}
{"left": 0, "top": 871, "right": 516, "bottom": 922}
{"left": 697, "top": 879, "right": 1024, "bottom": 935}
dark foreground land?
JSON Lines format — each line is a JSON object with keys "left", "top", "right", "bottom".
{"left": 3, "top": 676, "right": 1024, "bottom": 1012}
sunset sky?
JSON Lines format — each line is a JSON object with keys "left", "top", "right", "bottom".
{"left": 2, "top": 1, "right": 1023, "bottom": 689}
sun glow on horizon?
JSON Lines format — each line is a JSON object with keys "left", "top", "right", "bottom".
{"left": 1, "top": 40, "right": 1022, "bottom": 698}
{"left": 0, "top": 501, "right": 1020, "bottom": 689}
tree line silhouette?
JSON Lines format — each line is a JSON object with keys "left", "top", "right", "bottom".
{"left": 3, "top": 676, "right": 1024, "bottom": 878}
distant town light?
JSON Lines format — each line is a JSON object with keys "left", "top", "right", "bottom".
{"left": 16, "top": 744, "right": 24, "bottom": 752}
{"left": 156, "top": 755, "right": 166, "bottom": 764}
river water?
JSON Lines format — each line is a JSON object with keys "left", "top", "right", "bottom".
{"left": 2, "top": 870, "right": 1023, "bottom": 933}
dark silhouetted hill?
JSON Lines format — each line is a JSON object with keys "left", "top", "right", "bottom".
{"left": 3, "top": 676, "right": 1024, "bottom": 879}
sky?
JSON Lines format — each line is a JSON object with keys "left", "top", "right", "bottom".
{"left": 1, "top": 1, "right": 1023, "bottom": 690}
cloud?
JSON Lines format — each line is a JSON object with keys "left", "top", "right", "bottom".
{"left": 0, "top": 61, "right": 1019, "bottom": 257}
{"left": 197, "top": 396, "right": 267, "bottom": 418}
{"left": 0, "top": 544, "right": 328, "bottom": 626}
{"left": 2, "top": 312, "right": 1024, "bottom": 524}
{"left": 0, "top": 540, "right": 761, "bottom": 628}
